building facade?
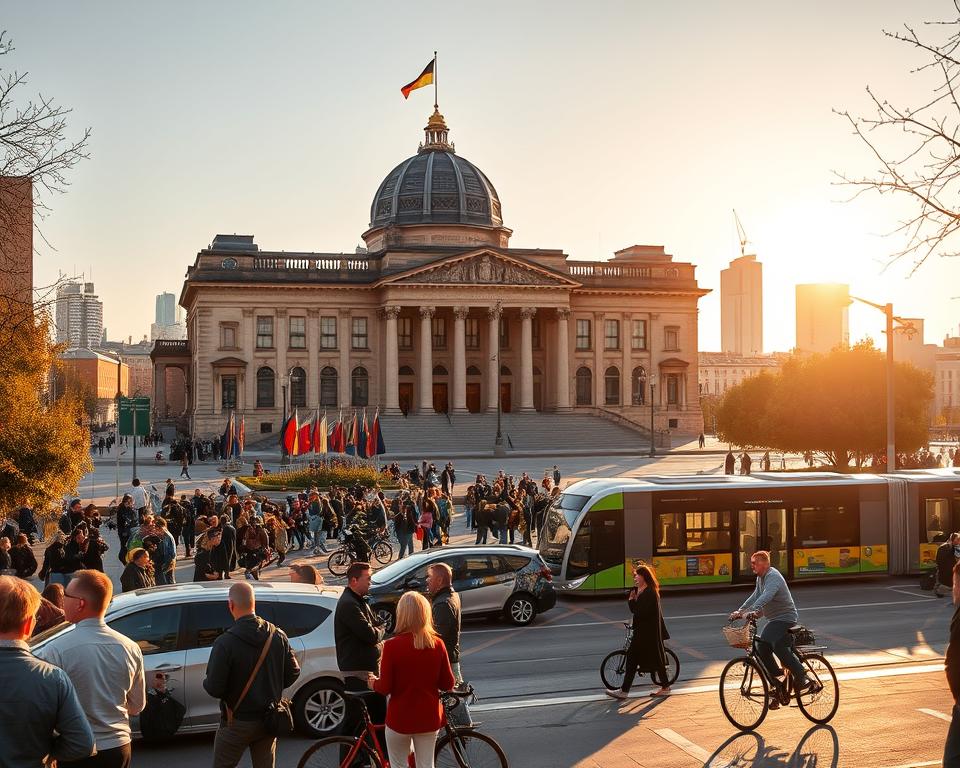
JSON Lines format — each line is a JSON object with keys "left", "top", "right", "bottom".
{"left": 55, "top": 281, "right": 103, "bottom": 348}
{"left": 0, "top": 176, "right": 33, "bottom": 321}
{"left": 56, "top": 348, "right": 129, "bottom": 426}
{"left": 697, "top": 352, "right": 782, "bottom": 396}
{"left": 169, "top": 110, "right": 709, "bottom": 439}
{"left": 795, "top": 283, "right": 850, "bottom": 354}
{"left": 720, "top": 254, "right": 762, "bottom": 356}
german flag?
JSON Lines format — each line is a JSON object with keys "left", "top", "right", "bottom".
{"left": 401, "top": 58, "right": 435, "bottom": 99}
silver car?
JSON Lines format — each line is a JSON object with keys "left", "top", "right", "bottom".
{"left": 30, "top": 581, "right": 352, "bottom": 738}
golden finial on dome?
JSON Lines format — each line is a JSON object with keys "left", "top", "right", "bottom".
{"left": 419, "top": 107, "right": 454, "bottom": 153}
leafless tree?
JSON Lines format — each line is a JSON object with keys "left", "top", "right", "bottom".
{"left": 836, "top": 1, "right": 960, "bottom": 273}
{"left": 0, "top": 30, "right": 91, "bottom": 337}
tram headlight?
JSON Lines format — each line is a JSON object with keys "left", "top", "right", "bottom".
{"left": 563, "top": 575, "right": 588, "bottom": 591}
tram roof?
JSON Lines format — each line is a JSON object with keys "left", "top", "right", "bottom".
{"left": 886, "top": 468, "right": 960, "bottom": 484}
{"left": 563, "top": 472, "right": 889, "bottom": 499}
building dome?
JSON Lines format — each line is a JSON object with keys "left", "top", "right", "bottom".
{"left": 368, "top": 109, "right": 503, "bottom": 230}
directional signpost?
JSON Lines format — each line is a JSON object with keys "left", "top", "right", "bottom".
{"left": 118, "top": 396, "right": 150, "bottom": 480}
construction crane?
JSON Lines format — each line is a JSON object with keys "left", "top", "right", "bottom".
{"left": 733, "top": 209, "right": 750, "bottom": 257}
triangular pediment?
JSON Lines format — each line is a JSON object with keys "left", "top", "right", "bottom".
{"left": 379, "top": 250, "right": 579, "bottom": 288}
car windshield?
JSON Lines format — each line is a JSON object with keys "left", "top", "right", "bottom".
{"left": 538, "top": 493, "right": 589, "bottom": 563}
{"left": 371, "top": 554, "right": 427, "bottom": 585}
{"left": 29, "top": 621, "right": 72, "bottom": 648}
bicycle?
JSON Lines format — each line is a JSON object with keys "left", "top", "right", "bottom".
{"left": 296, "top": 684, "right": 508, "bottom": 768}
{"left": 599, "top": 622, "right": 680, "bottom": 691}
{"left": 718, "top": 616, "right": 839, "bottom": 731}
{"left": 327, "top": 528, "right": 378, "bottom": 577}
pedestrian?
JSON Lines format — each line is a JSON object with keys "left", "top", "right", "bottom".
{"left": 605, "top": 564, "right": 671, "bottom": 699}
{"left": 335, "top": 562, "right": 387, "bottom": 736}
{"left": 179, "top": 452, "right": 191, "bottom": 479}
{"left": 724, "top": 450, "right": 736, "bottom": 475}
{"left": 289, "top": 563, "right": 322, "bottom": 585}
{"left": 762, "top": 450, "right": 771, "bottom": 471}
{"left": 217, "top": 515, "right": 238, "bottom": 577}
{"left": 203, "top": 582, "right": 300, "bottom": 768}
{"left": 0, "top": 536, "right": 12, "bottom": 574}
{"left": 552, "top": 465, "right": 561, "bottom": 487}
{"left": 81, "top": 528, "right": 108, "bottom": 573}
{"left": 944, "top": 561, "right": 960, "bottom": 767}
{"left": 0, "top": 576, "right": 95, "bottom": 766}
{"left": 428, "top": 562, "right": 463, "bottom": 685}
{"left": 128, "top": 479, "right": 148, "bottom": 521}
{"left": 121, "top": 548, "right": 156, "bottom": 592}
{"left": 195, "top": 528, "right": 223, "bottom": 581}
{"left": 369, "top": 591, "right": 455, "bottom": 768}
{"left": 36, "top": 570, "right": 145, "bottom": 768}
{"left": 115, "top": 495, "right": 138, "bottom": 563}
{"left": 418, "top": 500, "right": 435, "bottom": 551}
{"left": 937, "top": 533, "right": 960, "bottom": 599}
{"left": 440, "top": 462, "right": 456, "bottom": 497}
{"left": 154, "top": 518, "right": 177, "bottom": 585}
{"left": 35, "top": 583, "right": 67, "bottom": 635}
{"left": 698, "top": 432, "right": 706, "bottom": 449}
{"left": 10, "top": 534, "right": 38, "bottom": 579}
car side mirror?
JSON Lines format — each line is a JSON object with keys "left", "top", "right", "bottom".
{"left": 403, "top": 578, "right": 424, "bottom": 591}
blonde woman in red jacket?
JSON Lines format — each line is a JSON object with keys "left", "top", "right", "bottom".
{"left": 369, "top": 591, "right": 455, "bottom": 768}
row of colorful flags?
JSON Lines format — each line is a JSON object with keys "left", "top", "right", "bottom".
{"left": 222, "top": 411, "right": 245, "bottom": 458}
{"left": 280, "top": 408, "right": 386, "bottom": 459}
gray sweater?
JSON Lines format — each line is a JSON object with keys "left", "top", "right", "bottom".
{"left": 738, "top": 567, "right": 799, "bottom": 623}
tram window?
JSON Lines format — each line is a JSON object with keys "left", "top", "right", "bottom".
{"left": 567, "top": 517, "right": 592, "bottom": 578}
{"left": 685, "top": 511, "right": 732, "bottom": 552}
{"left": 925, "top": 499, "right": 950, "bottom": 543}
{"left": 794, "top": 505, "right": 857, "bottom": 547}
{"left": 655, "top": 513, "right": 683, "bottom": 554}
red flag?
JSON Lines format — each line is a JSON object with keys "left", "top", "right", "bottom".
{"left": 298, "top": 411, "right": 314, "bottom": 455}
{"left": 330, "top": 414, "right": 343, "bottom": 453}
{"left": 364, "top": 410, "right": 375, "bottom": 458}
{"left": 282, "top": 409, "right": 300, "bottom": 456}
{"left": 237, "top": 415, "right": 245, "bottom": 455}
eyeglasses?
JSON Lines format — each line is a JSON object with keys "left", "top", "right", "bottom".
{"left": 63, "top": 592, "right": 84, "bottom": 602}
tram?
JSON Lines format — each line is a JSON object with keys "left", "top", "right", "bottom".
{"left": 538, "top": 469, "right": 960, "bottom": 594}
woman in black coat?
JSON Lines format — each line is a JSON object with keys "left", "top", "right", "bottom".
{"left": 606, "top": 563, "right": 671, "bottom": 699}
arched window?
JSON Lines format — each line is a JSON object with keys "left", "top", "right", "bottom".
{"left": 398, "top": 365, "right": 415, "bottom": 376}
{"left": 632, "top": 365, "right": 647, "bottom": 405}
{"left": 433, "top": 365, "right": 448, "bottom": 376}
{"left": 351, "top": 366, "right": 369, "bottom": 407}
{"left": 500, "top": 365, "right": 512, "bottom": 376}
{"left": 256, "top": 367, "right": 275, "bottom": 408}
{"left": 575, "top": 366, "right": 592, "bottom": 406}
{"left": 290, "top": 366, "right": 307, "bottom": 408}
{"left": 466, "top": 365, "right": 481, "bottom": 376}
{"left": 320, "top": 366, "right": 337, "bottom": 407}
{"left": 605, "top": 366, "right": 620, "bottom": 406}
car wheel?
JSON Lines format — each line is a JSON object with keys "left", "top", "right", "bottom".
{"left": 505, "top": 593, "right": 537, "bottom": 626}
{"left": 373, "top": 604, "right": 396, "bottom": 634}
{"left": 293, "top": 679, "right": 348, "bottom": 738}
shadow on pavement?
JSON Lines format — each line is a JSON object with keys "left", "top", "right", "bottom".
{"left": 704, "top": 725, "right": 839, "bottom": 768}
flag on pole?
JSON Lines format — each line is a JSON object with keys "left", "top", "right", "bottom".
{"left": 223, "top": 411, "right": 235, "bottom": 459}
{"left": 314, "top": 411, "right": 327, "bottom": 454}
{"left": 357, "top": 410, "right": 369, "bottom": 460}
{"left": 237, "top": 414, "right": 245, "bottom": 456}
{"left": 374, "top": 410, "right": 386, "bottom": 456}
{"left": 401, "top": 57, "right": 435, "bottom": 99}
{"left": 330, "top": 411, "right": 343, "bottom": 453}
{"left": 282, "top": 408, "right": 300, "bottom": 456}
{"left": 298, "top": 410, "right": 314, "bottom": 455}
{"left": 344, "top": 411, "right": 357, "bottom": 456}
{"left": 364, "top": 409, "right": 376, "bottom": 459}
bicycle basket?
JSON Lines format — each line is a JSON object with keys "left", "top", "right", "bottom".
{"left": 722, "top": 622, "right": 755, "bottom": 649}
{"left": 792, "top": 627, "right": 816, "bottom": 647}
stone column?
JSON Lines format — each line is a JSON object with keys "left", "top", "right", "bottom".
{"left": 306, "top": 308, "right": 319, "bottom": 408}
{"left": 275, "top": 310, "right": 288, "bottom": 419}
{"left": 519, "top": 307, "right": 536, "bottom": 412}
{"left": 621, "top": 313, "right": 631, "bottom": 407}
{"left": 555, "top": 308, "right": 571, "bottom": 411}
{"left": 486, "top": 305, "right": 501, "bottom": 412}
{"left": 452, "top": 306, "right": 469, "bottom": 414}
{"left": 418, "top": 306, "right": 435, "bottom": 413}
{"left": 155, "top": 363, "right": 167, "bottom": 417}
{"left": 338, "top": 310, "right": 351, "bottom": 407}
{"left": 593, "top": 312, "right": 604, "bottom": 407}
{"left": 242, "top": 308, "right": 255, "bottom": 410}
{"left": 383, "top": 306, "right": 401, "bottom": 413}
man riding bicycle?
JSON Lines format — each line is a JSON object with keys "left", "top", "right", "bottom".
{"left": 728, "top": 550, "right": 818, "bottom": 706}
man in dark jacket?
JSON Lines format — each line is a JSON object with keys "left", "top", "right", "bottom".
{"left": 203, "top": 581, "right": 300, "bottom": 768}
{"left": 334, "top": 561, "right": 385, "bottom": 733}
{"left": 938, "top": 534, "right": 960, "bottom": 599}
{"left": 724, "top": 451, "right": 736, "bottom": 475}
{"left": 441, "top": 462, "right": 456, "bottom": 496}
{"left": 120, "top": 548, "right": 155, "bottom": 592}
{"left": 428, "top": 562, "right": 463, "bottom": 685}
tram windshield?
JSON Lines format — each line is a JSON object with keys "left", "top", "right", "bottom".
{"left": 538, "top": 493, "right": 590, "bottom": 564}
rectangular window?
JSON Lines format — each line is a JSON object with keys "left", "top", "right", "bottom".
{"left": 465, "top": 318, "right": 480, "bottom": 349}
{"left": 793, "top": 505, "right": 858, "bottom": 548}
{"left": 631, "top": 319, "right": 647, "bottom": 350}
{"left": 664, "top": 326, "right": 680, "bottom": 351}
{"left": 667, "top": 373, "right": 680, "bottom": 405}
{"left": 685, "top": 511, "right": 732, "bottom": 552}
{"left": 532, "top": 317, "right": 541, "bottom": 349}
{"left": 221, "top": 375, "right": 237, "bottom": 409}
{"left": 320, "top": 316, "right": 337, "bottom": 349}
{"left": 288, "top": 316, "right": 306, "bottom": 349}
{"left": 654, "top": 512, "right": 683, "bottom": 554}
{"left": 499, "top": 318, "right": 510, "bottom": 349}
{"left": 352, "top": 317, "right": 368, "bottom": 350}
{"left": 432, "top": 317, "right": 447, "bottom": 350}
{"left": 576, "top": 319, "right": 591, "bottom": 350}
{"left": 398, "top": 317, "right": 413, "bottom": 350}
{"left": 220, "top": 324, "right": 236, "bottom": 350}
{"left": 925, "top": 498, "right": 952, "bottom": 544}
{"left": 604, "top": 319, "right": 620, "bottom": 350}
{"left": 255, "top": 316, "right": 274, "bottom": 349}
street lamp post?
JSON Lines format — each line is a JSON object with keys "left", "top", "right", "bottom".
{"left": 280, "top": 372, "right": 290, "bottom": 465}
{"left": 493, "top": 301, "right": 506, "bottom": 458}
{"left": 115, "top": 355, "right": 122, "bottom": 498}
{"left": 649, "top": 381, "right": 657, "bottom": 458}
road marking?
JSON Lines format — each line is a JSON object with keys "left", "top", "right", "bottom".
{"left": 918, "top": 707, "right": 952, "bottom": 722}
{"left": 652, "top": 728, "right": 713, "bottom": 761}
{"left": 888, "top": 586, "right": 936, "bottom": 599}
{"left": 882, "top": 761, "right": 941, "bottom": 768}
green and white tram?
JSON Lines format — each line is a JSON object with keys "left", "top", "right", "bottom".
{"left": 538, "top": 471, "right": 947, "bottom": 594}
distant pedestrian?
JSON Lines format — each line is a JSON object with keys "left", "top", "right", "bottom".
{"left": 937, "top": 534, "right": 960, "bottom": 599}
{"left": 36, "top": 570, "right": 145, "bottom": 768}
{"left": 0, "top": 575, "right": 95, "bottom": 766}
{"left": 289, "top": 563, "right": 322, "bottom": 585}
{"left": 698, "top": 432, "right": 706, "bottom": 449}
{"left": 128, "top": 479, "right": 148, "bottom": 520}
{"left": 121, "top": 548, "right": 155, "bottom": 592}
{"left": 762, "top": 451, "right": 771, "bottom": 471}
{"left": 552, "top": 465, "right": 561, "bottom": 487}
{"left": 724, "top": 451, "right": 736, "bottom": 475}
{"left": 10, "top": 534, "right": 37, "bottom": 579}
{"left": 180, "top": 453, "right": 191, "bottom": 480}
{"left": 943, "top": 561, "right": 960, "bottom": 766}
{"left": 203, "top": 582, "right": 300, "bottom": 768}
{"left": 369, "top": 591, "right": 455, "bottom": 768}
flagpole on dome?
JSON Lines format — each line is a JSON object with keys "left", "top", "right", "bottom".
{"left": 434, "top": 50, "right": 438, "bottom": 109}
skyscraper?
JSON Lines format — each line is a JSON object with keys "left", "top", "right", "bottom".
{"left": 795, "top": 283, "right": 850, "bottom": 354}
{"left": 155, "top": 292, "right": 177, "bottom": 326}
{"left": 54, "top": 281, "right": 103, "bottom": 348}
{"left": 720, "top": 254, "right": 763, "bottom": 355}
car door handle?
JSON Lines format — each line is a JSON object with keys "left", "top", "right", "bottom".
{"left": 155, "top": 663, "right": 182, "bottom": 671}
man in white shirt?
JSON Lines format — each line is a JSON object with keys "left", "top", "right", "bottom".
{"left": 37, "top": 569, "right": 145, "bottom": 768}
{"left": 128, "top": 478, "right": 148, "bottom": 520}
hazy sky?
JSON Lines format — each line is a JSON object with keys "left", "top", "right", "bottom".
{"left": 6, "top": 0, "right": 960, "bottom": 350}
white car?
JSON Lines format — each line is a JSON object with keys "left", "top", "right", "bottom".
{"left": 31, "top": 581, "right": 352, "bottom": 737}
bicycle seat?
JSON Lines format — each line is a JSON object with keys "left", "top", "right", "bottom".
{"left": 787, "top": 624, "right": 805, "bottom": 634}
{"left": 442, "top": 685, "right": 474, "bottom": 700}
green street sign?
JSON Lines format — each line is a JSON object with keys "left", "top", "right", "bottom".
{"left": 118, "top": 396, "right": 151, "bottom": 436}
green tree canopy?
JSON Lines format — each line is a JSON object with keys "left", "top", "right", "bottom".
{"left": 716, "top": 344, "right": 933, "bottom": 469}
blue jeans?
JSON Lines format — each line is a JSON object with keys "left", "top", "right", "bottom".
{"left": 312, "top": 529, "right": 327, "bottom": 550}
{"left": 397, "top": 533, "right": 414, "bottom": 559}
{"left": 464, "top": 505, "right": 473, "bottom": 528}
{"left": 499, "top": 526, "right": 508, "bottom": 544}
{"left": 756, "top": 619, "right": 806, "bottom": 688}
{"left": 945, "top": 704, "right": 960, "bottom": 767}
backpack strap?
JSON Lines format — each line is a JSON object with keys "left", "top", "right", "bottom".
{"left": 225, "top": 624, "right": 276, "bottom": 725}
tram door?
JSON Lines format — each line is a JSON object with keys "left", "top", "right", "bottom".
{"left": 736, "top": 508, "right": 789, "bottom": 581}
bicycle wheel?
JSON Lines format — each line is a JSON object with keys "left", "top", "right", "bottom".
{"left": 662, "top": 648, "right": 680, "bottom": 687}
{"left": 600, "top": 650, "right": 627, "bottom": 690}
{"left": 327, "top": 549, "right": 353, "bottom": 577}
{"left": 297, "top": 736, "right": 383, "bottom": 768}
{"left": 795, "top": 653, "right": 839, "bottom": 724}
{"left": 372, "top": 540, "right": 393, "bottom": 566}
{"left": 719, "top": 657, "right": 769, "bottom": 731}
{"left": 435, "top": 729, "right": 509, "bottom": 768}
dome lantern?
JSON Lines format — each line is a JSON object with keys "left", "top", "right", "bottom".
{"left": 419, "top": 107, "right": 454, "bottom": 153}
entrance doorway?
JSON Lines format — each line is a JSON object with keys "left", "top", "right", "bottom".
{"left": 466, "top": 383, "right": 481, "bottom": 413}
{"left": 736, "top": 508, "right": 789, "bottom": 581}
{"left": 398, "top": 383, "right": 413, "bottom": 415}
{"left": 433, "top": 383, "right": 448, "bottom": 414}
{"left": 499, "top": 383, "right": 512, "bottom": 413}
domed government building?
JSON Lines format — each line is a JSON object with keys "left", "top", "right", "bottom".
{"left": 156, "top": 109, "right": 709, "bottom": 448}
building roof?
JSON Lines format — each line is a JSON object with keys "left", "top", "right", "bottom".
{"left": 59, "top": 348, "right": 125, "bottom": 365}
{"left": 698, "top": 352, "right": 782, "bottom": 367}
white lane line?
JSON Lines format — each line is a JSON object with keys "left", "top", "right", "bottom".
{"left": 882, "top": 761, "right": 941, "bottom": 768}
{"left": 652, "top": 728, "right": 713, "bottom": 761}
{"left": 918, "top": 707, "right": 952, "bottom": 722}
{"left": 888, "top": 586, "right": 936, "bottom": 599}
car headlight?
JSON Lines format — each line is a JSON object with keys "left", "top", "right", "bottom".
{"left": 563, "top": 576, "right": 588, "bottom": 590}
